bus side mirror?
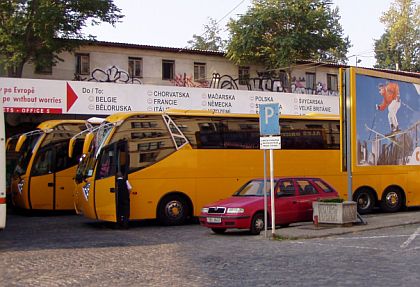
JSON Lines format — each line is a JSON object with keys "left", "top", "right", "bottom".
{"left": 6, "top": 137, "right": 14, "bottom": 151}
{"left": 83, "top": 132, "right": 94, "bottom": 155}
{"left": 68, "top": 137, "right": 76, "bottom": 158}
{"left": 15, "top": 134, "right": 27, "bottom": 152}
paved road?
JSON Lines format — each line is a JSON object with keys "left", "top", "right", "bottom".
{"left": 1, "top": 211, "right": 419, "bottom": 287}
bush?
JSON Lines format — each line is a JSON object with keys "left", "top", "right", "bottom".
{"left": 318, "top": 198, "right": 344, "bottom": 203}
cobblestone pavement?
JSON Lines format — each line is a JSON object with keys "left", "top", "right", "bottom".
{"left": 1, "top": 211, "right": 419, "bottom": 287}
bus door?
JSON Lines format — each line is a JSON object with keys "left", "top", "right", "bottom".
{"left": 29, "top": 148, "right": 54, "bottom": 209}
{"left": 54, "top": 140, "right": 82, "bottom": 210}
{"left": 94, "top": 141, "right": 129, "bottom": 222}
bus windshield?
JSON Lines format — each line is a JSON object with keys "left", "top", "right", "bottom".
{"left": 13, "top": 133, "right": 43, "bottom": 176}
{"left": 79, "top": 122, "right": 115, "bottom": 180}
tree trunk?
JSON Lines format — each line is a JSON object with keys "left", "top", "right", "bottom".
{"left": 8, "top": 61, "right": 25, "bottom": 78}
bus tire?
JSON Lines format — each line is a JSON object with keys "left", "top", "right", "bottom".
{"left": 354, "top": 188, "right": 375, "bottom": 214}
{"left": 250, "top": 212, "right": 264, "bottom": 235}
{"left": 211, "top": 228, "right": 226, "bottom": 234}
{"left": 158, "top": 194, "right": 189, "bottom": 226}
{"left": 380, "top": 187, "right": 403, "bottom": 213}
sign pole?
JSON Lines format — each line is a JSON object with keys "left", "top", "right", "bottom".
{"left": 270, "top": 147, "right": 275, "bottom": 237}
{"left": 263, "top": 150, "right": 268, "bottom": 238}
{"left": 259, "top": 103, "right": 281, "bottom": 239}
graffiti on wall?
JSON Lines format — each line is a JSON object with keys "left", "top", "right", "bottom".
{"left": 74, "top": 66, "right": 142, "bottom": 84}
{"left": 170, "top": 73, "right": 209, "bottom": 88}
{"left": 208, "top": 72, "right": 338, "bottom": 96}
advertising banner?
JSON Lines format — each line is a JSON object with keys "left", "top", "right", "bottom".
{"left": 355, "top": 73, "right": 420, "bottom": 166}
{"left": 1, "top": 78, "right": 339, "bottom": 116}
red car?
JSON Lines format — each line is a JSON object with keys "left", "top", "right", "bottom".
{"left": 199, "top": 177, "right": 339, "bottom": 235}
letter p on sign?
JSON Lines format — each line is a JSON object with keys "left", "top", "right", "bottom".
{"left": 259, "top": 103, "right": 280, "bottom": 136}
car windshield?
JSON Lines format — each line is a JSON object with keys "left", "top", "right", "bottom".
{"left": 234, "top": 180, "right": 271, "bottom": 196}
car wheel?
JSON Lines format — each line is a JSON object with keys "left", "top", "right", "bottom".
{"left": 354, "top": 189, "right": 375, "bottom": 214}
{"left": 211, "top": 228, "right": 226, "bottom": 234}
{"left": 380, "top": 188, "right": 403, "bottom": 213}
{"left": 250, "top": 212, "right": 264, "bottom": 235}
{"left": 158, "top": 195, "right": 189, "bottom": 226}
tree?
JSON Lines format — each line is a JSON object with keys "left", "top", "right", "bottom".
{"left": 374, "top": 0, "right": 419, "bottom": 72}
{"left": 226, "top": 0, "right": 350, "bottom": 90}
{"left": 187, "top": 17, "right": 227, "bottom": 51}
{"left": 374, "top": 32, "right": 402, "bottom": 70}
{"left": 0, "top": 0, "right": 123, "bottom": 77}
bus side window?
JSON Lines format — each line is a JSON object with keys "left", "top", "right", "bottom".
{"left": 97, "top": 149, "right": 115, "bottom": 179}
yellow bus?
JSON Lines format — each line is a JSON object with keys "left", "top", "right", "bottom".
{"left": 344, "top": 67, "right": 420, "bottom": 214}
{"left": 74, "top": 68, "right": 420, "bottom": 226}
{"left": 74, "top": 109, "right": 343, "bottom": 225}
{"left": 10, "top": 119, "right": 98, "bottom": 211}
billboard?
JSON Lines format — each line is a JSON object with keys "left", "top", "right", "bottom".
{"left": 1, "top": 77, "right": 339, "bottom": 116}
{"left": 355, "top": 71, "right": 420, "bottom": 166}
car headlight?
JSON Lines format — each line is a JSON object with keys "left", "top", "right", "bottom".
{"left": 82, "top": 182, "right": 91, "bottom": 200}
{"left": 201, "top": 207, "right": 209, "bottom": 213}
{"left": 17, "top": 179, "right": 25, "bottom": 194}
{"left": 227, "top": 208, "right": 244, "bottom": 214}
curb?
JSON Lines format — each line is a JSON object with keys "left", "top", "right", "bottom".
{"left": 273, "top": 219, "right": 420, "bottom": 240}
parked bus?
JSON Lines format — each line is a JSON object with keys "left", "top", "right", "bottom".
{"left": 74, "top": 68, "right": 420, "bottom": 226}
{"left": 74, "top": 109, "right": 343, "bottom": 225}
{"left": 343, "top": 67, "right": 420, "bottom": 214}
{"left": 10, "top": 119, "right": 98, "bottom": 211}
{"left": 0, "top": 105, "right": 6, "bottom": 229}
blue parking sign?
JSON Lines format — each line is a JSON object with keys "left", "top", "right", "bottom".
{"left": 259, "top": 103, "right": 280, "bottom": 135}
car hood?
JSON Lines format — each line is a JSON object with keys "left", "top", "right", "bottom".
{"left": 204, "top": 196, "right": 263, "bottom": 208}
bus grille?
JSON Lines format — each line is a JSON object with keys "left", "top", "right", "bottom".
{"left": 208, "top": 207, "right": 226, "bottom": 214}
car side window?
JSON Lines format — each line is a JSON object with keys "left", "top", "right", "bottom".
{"left": 296, "top": 180, "right": 318, "bottom": 195}
{"left": 313, "top": 179, "right": 334, "bottom": 193}
{"left": 277, "top": 180, "right": 296, "bottom": 196}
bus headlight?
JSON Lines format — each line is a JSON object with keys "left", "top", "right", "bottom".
{"left": 227, "top": 208, "right": 244, "bottom": 214}
{"left": 17, "top": 180, "right": 25, "bottom": 194}
{"left": 201, "top": 207, "right": 209, "bottom": 213}
{"left": 82, "top": 182, "right": 91, "bottom": 200}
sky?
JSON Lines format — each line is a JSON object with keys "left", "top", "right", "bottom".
{"left": 83, "top": 0, "right": 396, "bottom": 68}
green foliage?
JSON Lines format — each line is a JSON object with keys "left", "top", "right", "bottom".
{"left": 226, "top": 0, "right": 350, "bottom": 75}
{"left": 0, "top": 0, "right": 123, "bottom": 77}
{"left": 375, "top": 0, "right": 419, "bottom": 72}
{"left": 318, "top": 198, "right": 344, "bottom": 203}
{"left": 187, "top": 18, "right": 227, "bottom": 51}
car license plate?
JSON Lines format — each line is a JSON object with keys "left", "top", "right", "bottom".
{"left": 207, "top": 217, "right": 221, "bottom": 224}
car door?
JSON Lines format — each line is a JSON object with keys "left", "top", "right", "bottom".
{"left": 295, "top": 179, "right": 320, "bottom": 221}
{"left": 274, "top": 180, "right": 300, "bottom": 225}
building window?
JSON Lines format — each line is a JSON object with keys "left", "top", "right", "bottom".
{"left": 35, "top": 53, "right": 53, "bottom": 74}
{"left": 76, "top": 53, "right": 90, "bottom": 75}
{"left": 194, "top": 62, "right": 206, "bottom": 82}
{"left": 238, "top": 66, "right": 250, "bottom": 85}
{"left": 162, "top": 60, "right": 174, "bottom": 80}
{"left": 305, "top": 72, "right": 316, "bottom": 90}
{"left": 128, "top": 57, "right": 143, "bottom": 78}
{"left": 327, "top": 74, "right": 338, "bottom": 91}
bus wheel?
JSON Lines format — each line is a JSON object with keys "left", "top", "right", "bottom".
{"left": 380, "top": 188, "right": 403, "bottom": 213}
{"left": 354, "top": 189, "right": 375, "bottom": 214}
{"left": 211, "top": 228, "right": 226, "bottom": 234}
{"left": 250, "top": 212, "right": 264, "bottom": 235}
{"left": 158, "top": 195, "right": 189, "bottom": 226}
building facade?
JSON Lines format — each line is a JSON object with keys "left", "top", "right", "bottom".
{"left": 6, "top": 41, "right": 341, "bottom": 97}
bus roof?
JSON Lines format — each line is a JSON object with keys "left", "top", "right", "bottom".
{"left": 102, "top": 110, "right": 340, "bottom": 123}
{"left": 36, "top": 119, "right": 90, "bottom": 130}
